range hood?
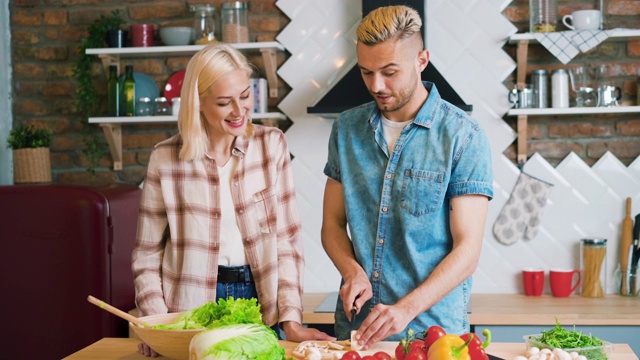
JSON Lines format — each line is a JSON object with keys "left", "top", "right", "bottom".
{"left": 307, "top": 0, "right": 472, "bottom": 115}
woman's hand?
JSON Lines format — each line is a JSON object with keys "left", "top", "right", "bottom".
{"left": 138, "top": 342, "right": 159, "bottom": 357}
{"left": 281, "top": 321, "right": 336, "bottom": 342}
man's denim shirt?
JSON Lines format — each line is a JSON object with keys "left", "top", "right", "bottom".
{"left": 324, "top": 82, "right": 494, "bottom": 340}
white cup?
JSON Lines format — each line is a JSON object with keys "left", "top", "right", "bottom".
{"left": 562, "top": 10, "right": 601, "bottom": 30}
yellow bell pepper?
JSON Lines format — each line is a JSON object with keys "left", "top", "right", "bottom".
{"left": 426, "top": 333, "right": 472, "bottom": 360}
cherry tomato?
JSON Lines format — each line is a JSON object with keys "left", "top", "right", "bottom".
{"left": 404, "top": 348, "right": 427, "bottom": 360}
{"left": 424, "top": 325, "right": 447, "bottom": 348}
{"left": 341, "top": 350, "right": 362, "bottom": 360}
{"left": 408, "top": 339, "right": 426, "bottom": 354}
{"left": 372, "top": 351, "right": 392, "bottom": 360}
{"left": 395, "top": 344, "right": 407, "bottom": 360}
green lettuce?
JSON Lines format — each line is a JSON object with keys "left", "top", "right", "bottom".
{"left": 189, "top": 323, "right": 285, "bottom": 360}
{"left": 152, "top": 297, "right": 263, "bottom": 330}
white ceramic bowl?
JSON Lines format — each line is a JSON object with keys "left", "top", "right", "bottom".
{"left": 129, "top": 312, "right": 203, "bottom": 360}
{"left": 160, "top": 26, "right": 194, "bottom": 46}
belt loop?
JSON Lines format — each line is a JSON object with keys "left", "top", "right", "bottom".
{"left": 243, "top": 266, "right": 251, "bottom": 285}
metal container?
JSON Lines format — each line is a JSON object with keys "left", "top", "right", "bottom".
{"left": 532, "top": 69, "right": 548, "bottom": 108}
{"left": 580, "top": 238, "right": 607, "bottom": 297}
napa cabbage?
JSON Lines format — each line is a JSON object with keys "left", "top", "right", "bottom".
{"left": 189, "top": 323, "right": 285, "bottom": 360}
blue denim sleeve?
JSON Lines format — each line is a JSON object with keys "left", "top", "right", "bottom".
{"left": 323, "top": 118, "right": 342, "bottom": 183}
{"left": 447, "top": 128, "right": 494, "bottom": 200}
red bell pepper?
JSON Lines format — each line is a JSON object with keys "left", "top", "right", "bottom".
{"left": 460, "top": 329, "right": 492, "bottom": 360}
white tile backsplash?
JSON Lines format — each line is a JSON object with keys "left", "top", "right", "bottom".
{"left": 276, "top": 0, "right": 640, "bottom": 296}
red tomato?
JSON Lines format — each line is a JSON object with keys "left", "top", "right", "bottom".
{"left": 372, "top": 351, "right": 392, "bottom": 360}
{"left": 361, "top": 356, "right": 376, "bottom": 360}
{"left": 395, "top": 344, "right": 407, "bottom": 360}
{"left": 404, "top": 348, "right": 428, "bottom": 360}
{"left": 424, "top": 325, "right": 447, "bottom": 348}
{"left": 408, "top": 340, "right": 426, "bottom": 353}
{"left": 341, "top": 350, "right": 362, "bottom": 360}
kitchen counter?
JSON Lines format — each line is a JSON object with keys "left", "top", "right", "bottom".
{"left": 303, "top": 293, "right": 640, "bottom": 326}
{"left": 64, "top": 337, "right": 639, "bottom": 359}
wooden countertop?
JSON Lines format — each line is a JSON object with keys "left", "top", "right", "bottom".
{"left": 303, "top": 293, "right": 640, "bottom": 326}
{"left": 64, "top": 337, "right": 639, "bottom": 359}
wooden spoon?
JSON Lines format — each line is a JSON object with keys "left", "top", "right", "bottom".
{"left": 87, "top": 295, "right": 145, "bottom": 328}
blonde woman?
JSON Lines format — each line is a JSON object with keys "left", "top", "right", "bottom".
{"left": 132, "top": 44, "right": 333, "bottom": 357}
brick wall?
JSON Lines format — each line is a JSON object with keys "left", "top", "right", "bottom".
{"left": 8, "top": 0, "right": 640, "bottom": 186}
{"left": 503, "top": 0, "right": 640, "bottom": 166}
{"left": 9, "top": 0, "right": 288, "bottom": 186}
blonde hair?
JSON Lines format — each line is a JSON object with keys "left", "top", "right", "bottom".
{"left": 178, "top": 43, "right": 254, "bottom": 160}
{"left": 356, "top": 5, "right": 422, "bottom": 46}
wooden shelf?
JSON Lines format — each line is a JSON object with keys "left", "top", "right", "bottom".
{"left": 507, "top": 30, "right": 640, "bottom": 163}
{"left": 86, "top": 42, "right": 287, "bottom": 170}
{"left": 507, "top": 106, "right": 640, "bottom": 116}
{"left": 86, "top": 42, "right": 283, "bottom": 98}
{"left": 91, "top": 113, "right": 287, "bottom": 171}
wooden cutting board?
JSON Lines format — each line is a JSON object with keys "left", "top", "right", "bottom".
{"left": 291, "top": 340, "right": 396, "bottom": 359}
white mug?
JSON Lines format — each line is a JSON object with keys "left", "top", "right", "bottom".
{"left": 562, "top": 10, "right": 601, "bottom": 30}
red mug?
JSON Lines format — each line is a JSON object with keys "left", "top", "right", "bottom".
{"left": 130, "top": 23, "right": 154, "bottom": 47}
{"left": 522, "top": 269, "right": 544, "bottom": 296}
{"left": 550, "top": 269, "right": 581, "bottom": 297}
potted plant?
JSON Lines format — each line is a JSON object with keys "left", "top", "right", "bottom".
{"left": 7, "top": 124, "right": 53, "bottom": 184}
{"left": 73, "top": 10, "right": 125, "bottom": 172}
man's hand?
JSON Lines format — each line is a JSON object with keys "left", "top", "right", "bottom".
{"left": 282, "top": 321, "right": 336, "bottom": 342}
{"left": 353, "top": 303, "right": 413, "bottom": 350}
{"left": 339, "top": 272, "right": 372, "bottom": 315}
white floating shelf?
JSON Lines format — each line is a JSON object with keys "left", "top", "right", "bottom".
{"left": 507, "top": 106, "right": 640, "bottom": 116}
{"left": 86, "top": 42, "right": 284, "bottom": 56}
{"left": 508, "top": 28, "right": 640, "bottom": 44}
{"left": 89, "top": 112, "right": 287, "bottom": 124}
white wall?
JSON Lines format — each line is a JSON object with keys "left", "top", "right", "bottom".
{"left": 0, "top": 1, "right": 12, "bottom": 185}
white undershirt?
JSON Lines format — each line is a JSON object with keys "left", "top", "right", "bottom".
{"left": 216, "top": 156, "right": 247, "bottom": 266}
{"left": 381, "top": 115, "right": 413, "bottom": 154}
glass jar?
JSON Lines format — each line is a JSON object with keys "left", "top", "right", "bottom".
{"left": 580, "top": 238, "right": 607, "bottom": 297}
{"left": 191, "top": 4, "right": 218, "bottom": 45}
{"left": 137, "top": 97, "right": 153, "bottom": 116}
{"left": 171, "top": 97, "right": 181, "bottom": 117}
{"left": 530, "top": 0, "right": 557, "bottom": 33}
{"left": 221, "top": 2, "right": 249, "bottom": 43}
{"left": 154, "top": 97, "right": 171, "bottom": 116}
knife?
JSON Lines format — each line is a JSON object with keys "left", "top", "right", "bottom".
{"left": 630, "top": 214, "right": 640, "bottom": 295}
{"left": 350, "top": 306, "right": 357, "bottom": 331}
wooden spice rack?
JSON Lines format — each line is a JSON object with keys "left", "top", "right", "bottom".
{"left": 506, "top": 29, "right": 640, "bottom": 164}
{"left": 85, "top": 42, "right": 286, "bottom": 170}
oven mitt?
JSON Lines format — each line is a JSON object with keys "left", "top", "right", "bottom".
{"left": 493, "top": 172, "right": 553, "bottom": 245}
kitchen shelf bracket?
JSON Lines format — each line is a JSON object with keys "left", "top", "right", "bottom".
{"left": 260, "top": 47, "right": 278, "bottom": 98}
{"left": 516, "top": 40, "right": 530, "bottom": 163}
{"left": 100, "top": 124, "right": 123, "bottom": 171}
{"left": 97, "top": 54, "right": 120, "bottom": 74}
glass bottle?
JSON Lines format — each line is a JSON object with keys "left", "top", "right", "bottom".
{"left": 121, "top": 65, "right": 136, "bottom": 116}
{"left": 107, "top": 65, "right": 120, "bottom": 117}
{"left": 529, "top": 0, "right": 558, "bottom": 33}
{"left": 191, "top": 4, "right": 218, "bottom": 45}
{"left": 221, "top": 2, "right": 249, "bottom": 43}
{"left": 580, "top": 238, "right": 607, "bottom": 298}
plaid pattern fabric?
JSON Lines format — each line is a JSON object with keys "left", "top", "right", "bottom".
{"left": 533, "top": 29, "right": 614, "bottom": 64}
{"left": 132, "top": 125, "right": 304, "bottom": 327}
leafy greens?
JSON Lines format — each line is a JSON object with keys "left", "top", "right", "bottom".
{"left": 189, "top": 323, "right": 285, "bottom": 360}
{"left": 152, "top": 297, "right": 263, "bottom": 330}
{"left": 530, "top": 319, "right": 608, "bottom": 360}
